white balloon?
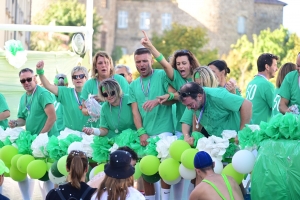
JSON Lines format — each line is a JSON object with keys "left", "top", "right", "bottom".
{"left": 163, "top": 176, "right": 182, "bottom": 185}
{"left": 179, "top": 164, "right": 196, "bottom": 180}
{"left": 89, "top": 166, "right": 97, "bottom": 181}
{"left": 67, "top": 142, "right": 84, "bottom": 154}
{"left": 232, "top": 150, "right": 256, "bottom": 174}
{"left": 48, "top": 170, "right": 67, "bottom": 185}
{"left": 212, "top": 157, "right": 223, "bottom": 174}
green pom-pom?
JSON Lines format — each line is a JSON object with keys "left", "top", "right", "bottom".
{"left": 15, "top": 131, "right": 36, "bottom": 155}
{"left": 91, "top": 136, "right": 111, "bottom": 163}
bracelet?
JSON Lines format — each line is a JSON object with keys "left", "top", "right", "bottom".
{"left": 167, "top": 92, "right": 174, "bottom": 101}
{"left": 137, "top": 127, "right": 147, "bottom": 136}
{"left": 155, "top": 53, "right": 164, "bottom": 62}
{"left": 36, "top": 69, "right": 44, "bottom": 75}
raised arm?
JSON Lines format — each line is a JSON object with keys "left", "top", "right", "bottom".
{"left": 141, "top": 31, "right": 174, "bottom": 80}
{"left": 36, "top": 61, "right": 59, "bottom": 96}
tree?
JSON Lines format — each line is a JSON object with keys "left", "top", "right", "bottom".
{"left": 224, "top": 26, "right": 300, "bottom": 94}
{"left": 151, "top": 23, "right": 218, "bottom": 68}
{"left": 30, "top": 0, "right": 101, "bottom": 55}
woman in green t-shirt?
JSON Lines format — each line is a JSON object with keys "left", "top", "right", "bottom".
{"left": 82, "top": 79, "right": 135, "bottom": 138}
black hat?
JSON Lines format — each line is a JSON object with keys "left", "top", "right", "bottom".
{"left": 104, "top": 150, "right": 135, "bottom": 179}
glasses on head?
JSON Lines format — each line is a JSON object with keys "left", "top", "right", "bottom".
{"left": 102, "top": 91, "right": 116, "bottom": 98}
{"left": 119, "top": 73, "right": 125, "bottom": 77}
{"left": 72, "top": 74, "right": 85, "bottom": 80}
{"left": 176, "top": 49, "right": 189, "bottom": 54}
{"left": 20, "top": 77, "right": 33, "bottom": 84}
{"left": 178, "top": 91, "right": 195, "bottom": 98}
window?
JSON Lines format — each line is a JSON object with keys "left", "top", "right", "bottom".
{"left": 161, "top": 13, "right": 172, "bottom": 31}
{"left": 118, "top": 11, "right": 128, "bottom": 29}
{"left": 237, "top": 16, "right": 246, "bottom": 34}
{"left": 139, "top": 12, "right": 150, "bottom": 30}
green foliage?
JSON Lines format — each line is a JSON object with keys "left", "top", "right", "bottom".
{"left": 111, "top": 46, "right": 123, "bottom": 65}
{"left": 30, "top": 0, "right": 101, "bottom": 54}
{"left": 224, "top": 26, "right": 300, "bottom": 94}
{"left": 151, "top": 23, "right": 218, "bottom": 68}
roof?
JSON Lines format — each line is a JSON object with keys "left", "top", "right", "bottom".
{"left": 255, "top": 0, "right": 287, "bottom": 6}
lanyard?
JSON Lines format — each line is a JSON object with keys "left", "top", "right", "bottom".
{"left": 73, "top": 89, "right": 82, "bottom": 109}
{"left": 140, "top": 70, "right": 153, "bottom": 100}
{"left": 256, "top": 74, "right": 268, "bottom": 80}
{"left": 195, "top": 93, "right": 206, "bottom": 129}
{"left": 25, "top": 86, "right": 37, "bottom": 112}
{"left": 109, "top": 97, "right": 123, "bottom": 133}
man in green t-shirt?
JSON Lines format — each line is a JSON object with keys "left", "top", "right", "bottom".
{"left": 245, "top": 53, "right": 278, "bottom": 124}
{"left": 179, "top": 82, "right": 252, "bottom": 139}
{"left": 0, "top": 93, "right": 10, "bottom": 130}
{"left": 279, "top": 53, "right": 300, "bottom": 114}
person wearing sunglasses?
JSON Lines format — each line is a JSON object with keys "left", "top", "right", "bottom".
{"left": 279, "top": 53, "right": 300, "bottom": 114}
{"left": 0, "top": 93, "right": 10, "bottom": 130}
{"left": 245, "top": 53, "right": 278, "bottom": 124}
{"left": 35, "top": 61, "right": 90, "bottom": 132}
{"left": 8, "top": 67, "right": 58, "bottom": 200}
{"left": 80, "top": 51, "right": 129, "bottom": 128}
{"left": 115, "top": 64, "right": 133, "bottom": 84}
{"left": 179, "top": 82, "right": 252, "bottom": 139}
{"left": 82, "top": 78, "right": 135, "bottom": 138}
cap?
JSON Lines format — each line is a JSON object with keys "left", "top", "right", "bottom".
{"left": 194, "top": 151, "right": 213, "bottom": 169}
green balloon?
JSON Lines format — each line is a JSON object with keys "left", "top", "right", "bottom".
{"left": 11, "top": 154, "right": 23, "bottom": 168}
{"left": 39, "top": 172, "right": 49, "bottom": 181}
{"left": 159, "top": 158, "right": 180, "bottom": 181}
{"left": 17, "top": 155, "right": 35, "bottom": 173}
{"left": 0, "top": 145, "right": 18, "bottom": 165}
{"left": 4, "top": 164, "right": 11, "bottom": 177}
{"left": 51, "top": 161, "right": 64, "bottom": 177}
{"left": 94, "top": 163, "right": 106, "bottom": 176}
{"left": 57, "top": 155, "right": 68, "bottom": 176}
{"left": 134, "top": 162, "right": 142, "bottom": 180}
{"left": 10, "top": 166, "right": 27, "bottom": 182}
{"left": 169, "top": 140, "right": 191, "bottom": 162}
{"left": 222, "top": 163, "right": 244, "bottom": 184}
{"left": 139, "top": 155, "right": 160, "bottom": 176}
{"left": 46, "top": 162, "right": 53, "bottom": 172}
{"left": 27, "top": 160, "right": 47, "bottom": 179}
{"left": 142, "top": 172, "right": 161, "bottom": 183}
{"left": 181, "top": 148, "right": 198, "bottom": 169}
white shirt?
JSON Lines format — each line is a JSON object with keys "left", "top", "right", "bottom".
{"left": 90, "top": 187, "right": 145, "bottom": 200}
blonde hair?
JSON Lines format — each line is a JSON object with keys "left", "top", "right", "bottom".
{"left": 193, "top": 66, "right": 219, "bottom": 88}
{"left": 92, "top": 51, "right": 114, "bottom": 78}
{"left": 71, "top": 66, "right": 89, "bottom": 79}
{"left": 95, "top": 175, "right": 134, "bottom": 200}
{"left": 98, "top": 78, "right": 123, "bottom": 100}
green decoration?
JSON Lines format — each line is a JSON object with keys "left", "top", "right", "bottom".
{"left": 134, "top": 162, "right": 142, "bottom": 180}
{"left": 0, "top": 145, "right": 18, "bottom": 166}
{"left": 181, "top": 148, "right": 198, "bottom": 169}
{"left": 11, "top": 154, "right": 23, "bottom": 168}
{"left": 17, "top": 154, "right": 35, "bottom": 173}
{"left": 142, "top": 172, "right": 161, "bottom": 183}
{"left": 57, "top": 155, "right": 68, "bottom": 176}
{"left": 10, "top": 166, "right": 27, "bottom": 182}
{"left": 91, "top": 136, "right": 111, "bottom": 163}
{"left": 50, "top": 161, "right": 64, "bottom": 178}
{"left": 139, "top": 155, "right": 160, "bottom": 176}
{"left": 159, "top": 158, "right": 180, "bottom": 181}
{"left": 169, "top": 140, "right": 191, "bottom": 162}
{"left": 222, "top": 163, "right": 244, "bottom": 184}
{"left": 39, "top": 172, "right": 49, "bottom": 181}
{"left": 94, "top": 163, "right": 106, "bottom": 176}
{"left": 15, "top": 131, "right": 37, "bottom": 155}
{"left": 27, "top": 160, "right": 47, "bottom": 179}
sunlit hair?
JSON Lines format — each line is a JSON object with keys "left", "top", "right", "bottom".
{"left": 92, "top": 51, "right": 114, "bottom": 78}
{"left": 66, "top": 150, "right": 88, "bottom": 189}
{"left": 98, "top": 78, "right": 123, "bottom": 100}
{"left": 193, "top": 66, "right": 219, "bottom": 88}
{"left": 276, "top": 62, "right": 296, "bottom": 88}
{"left": 95, "top": 175, "right": 134, "bottom": 200}
{"left": 71, "top": 66, "right": 89, "bottom": 79}
{"left": 169, "top": 49, "right": 200, "bottom": 77}
{"left": 19, "top": 68, "right": 34, "bottom": 76}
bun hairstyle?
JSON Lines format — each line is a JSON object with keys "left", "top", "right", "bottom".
{"left": 66, "top": 150, "right": 88, "bottom": 189}
{"left": 208, "top": 60, "right": 230, "bottom": 75}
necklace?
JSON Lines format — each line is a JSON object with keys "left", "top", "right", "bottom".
{"left": 194, "top": 93, "right": 206, "bottom": 129}
{"left": 25, "top": 86, "right": 37, "bottom": 115}
{"left": 109, "top": 97, "right": 123, "bottom": 133}
{"left": 140, "top": 70, "right": 154, "bottom": 101}
{"left": 73, "top": 89, "right": 82, "bottom": 110}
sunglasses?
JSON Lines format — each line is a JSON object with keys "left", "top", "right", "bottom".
{"left": 72, "top": 74, "right": 85, "bottom": 79}
{"left": 20, "top": 77, "right": 33, "bottom": 84}
{"left": 178, "top": 91, "right": 195, "bottom": 98}
{"left": 119, "top": 73, "right": 125, "bottom": 77}
{"left": 175, "top": 49, "right": 190, "bottom": 54}
{"left": 102, "top": 91, "right": 116, "bottom": 98}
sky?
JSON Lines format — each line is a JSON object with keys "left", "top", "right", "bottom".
{"left": 281, "top": 0, "right": 300, "bottom": 36}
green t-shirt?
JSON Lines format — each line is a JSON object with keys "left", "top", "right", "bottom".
{"left": 57, "top": 87, "right": 89, "bottom": 131}
{"left": 272, "top": 88, "right": 280, "bottom": 117}
{"left": 54, "top": 101, "right": 65, "bottom": 132}
{"left": 128, "top": 70, "right": 174, "bottom": 136}
{"left": 100, "top": 95, "right": 135, "bottom": 138}
{"left": 191, "top": 87, "right": 244, "bottom": 137}
{"left": 81, "top": 74, "right": 129, "bottom": 127}
{"left": 245, "top": 76, "right": 274, "bottom": 124}
{"left": 180, "top": 108, "right": 193, "bottom": 126}
{"left": 0, "top": 93, "right": 9, "bottom": 130}
{"left": 279, "top": 71, "right": 300, "bottom": 107}
{"left": 166, "top": 69, "right": 192, "bottom": 132}
{"left": 17, "top": 86, "right": 58, "bottom": 136}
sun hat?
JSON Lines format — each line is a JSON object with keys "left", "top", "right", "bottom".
{"left": 194, "top": 151, "right": 213, "bottom": 169}
{"left": 0, "top": 159, "right": 9, "bottom": 175}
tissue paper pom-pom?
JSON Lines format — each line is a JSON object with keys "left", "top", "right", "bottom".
{"left": 144, "top": 136, "right": 160, "bottom": 156}
{"left": 265, "top": 114, "right": 282, "bottom": 139}
{"left": 46, "top": 136, "right": 63, "bottom": 161}
{"left": 91, "top": 136, "right": 111, "bottom": 163}
{"left": 279, "top": 113, "right": 299, "bottom": 139}
{"left": 109, "top": 143, "right": 119, "bottom": 153}
{"left": 191, "top": 131, "right": 205, "bottom": 147}
{"left": 81, "top": 134, "right": 95, "bottom": 158}
{"left": 222, "top": 143, "right": 238, "bottom": 161}
{"left": 3, "top": 137, "right": 12, "bottom": 146}
{"left": 59, "top": 134, "right": 82, "bottom": 156}
{"left": 58, "top": 128, "right": 82, "bottom": 140}
{"left": 15, "top": 131, "right": 36, "bottom": 155}
{"left": 238, "top": 126, "right": 255, "bottom": 149}
{"left": 156, "top": 136, "right": 177, "bottom": 161}
{"left": 221, "top": 130, "right": 237, "bottom": 140}
{"left": 114, "top": 129, "right": 138, "bottom": 147}
{"left": 31, "top": 134, "right": 49, "bottom": 158}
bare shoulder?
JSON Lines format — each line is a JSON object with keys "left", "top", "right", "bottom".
{"left": 227, "top": 176, "right": 244, "bottom": 200}
{"left": 189, "top": 182, "right": 207, "bottom": 200}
